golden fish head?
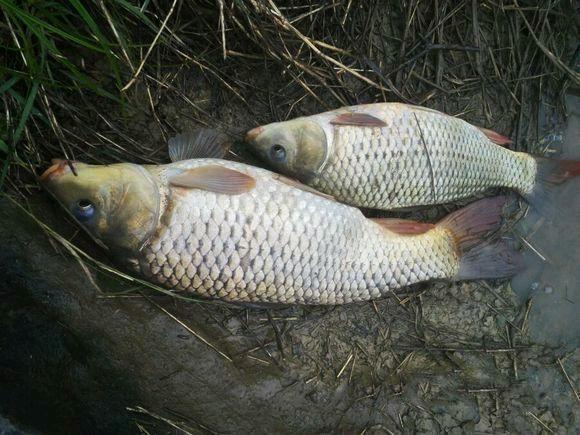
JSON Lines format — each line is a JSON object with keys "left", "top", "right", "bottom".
{"left": 40, "top": 159, "right": 160, "bottom": 254}
{"left": 245, "top": 118, "right": 327, "bottom": 181}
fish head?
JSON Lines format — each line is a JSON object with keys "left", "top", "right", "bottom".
{"left": 245, "top": 118, "right": 327, "bottom": 181}
{"left": 40, "top": 159, "right": 160, "bottom": 254}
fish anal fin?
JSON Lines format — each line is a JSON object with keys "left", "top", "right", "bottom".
{"left": 331, "top": 112, "right": 387, "bottom": 127}
{"left": 477, "top": 127, "right": 513, "bottom": 146}
{"left": 371, "top": 218, "right": 434, "bottom": 235}
{"left": 436, "top": 196, "right": 523, "bottom": 280}
{"left": 169, "top": 165, "right": 255, "bottom": 195}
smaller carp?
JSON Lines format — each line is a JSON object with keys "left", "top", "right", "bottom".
{"left": 245, "top": 103, "right": 580, "bottom": 212}
{"left": 40, "top": 133, "right": 521, "bottom": 305}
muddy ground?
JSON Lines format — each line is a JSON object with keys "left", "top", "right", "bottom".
{"left": 1, "top": 191, "right": 579, "bottom": 434}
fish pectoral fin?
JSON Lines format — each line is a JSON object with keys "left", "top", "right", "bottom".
{"left": 476, "top": 127, "right": 513, "bottom": 146}
{"left": 371, "top": 218, "right": 434, "bottom": 235}
{"left": 272, "top": 174, "right": 336, "bottom": 201}
{"left": 330, "top": 112, "right": 387, "bottom": 127}
{"left": 169, "top": 165, "right": 256, "bottom": 194}
{"left": 168, "top": 129, "right": 231, "bottom": 162}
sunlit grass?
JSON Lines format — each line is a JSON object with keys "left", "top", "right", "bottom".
{"left": 0, "top": 0, "right": 160, "bottom": 188}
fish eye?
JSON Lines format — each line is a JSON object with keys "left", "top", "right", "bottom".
{"left": 73, "top": 199, "right": 95, "bottom": 221}
{"left": 270, "top": 144, "right": 286, "bottom": 162}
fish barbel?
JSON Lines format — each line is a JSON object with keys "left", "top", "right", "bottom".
{"left": 245, "top": 103, "right": 580, "bottom": 211}
{"left": 41, "top": 137, "right": 520, "bottom": 305}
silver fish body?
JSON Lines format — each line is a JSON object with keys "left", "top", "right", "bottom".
{"left": 310, "top": 104, "right": 536, "bottom": 208}
{"left": 42, "top": 158, "right": 519, "bottom": 306}
{"left": 134, "top": 159, "right": 458, "bottom": 304}
{"left": 246, "top": 103, "right": 538, "bottom": 210}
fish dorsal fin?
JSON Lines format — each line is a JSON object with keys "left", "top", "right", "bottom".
{"left": 371, "top": 218, "right": 434, "bottom": 235}
{"left": 272, "top": 173, "right": 335, "bottom": 201}
{"left": 330, "top": 112, "right": 387, "bottom": 127}
{"left": 168, "top": 129, "right": 230, "bottom": 162}
{"left": 477, "top": 127, "right": 513, "bottom": 146}
{"left": 169, "top": 165, "right": 256, "bottom": 195}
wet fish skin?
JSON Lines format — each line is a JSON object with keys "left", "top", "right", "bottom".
{"left": 41, "top": 158, "right": 517, "bottom": 305}
{"left": 245, "top": 103, "right": 537, "bottom": 209}
{"left": 138, "top": 159, "right": 458, "bottom": 304}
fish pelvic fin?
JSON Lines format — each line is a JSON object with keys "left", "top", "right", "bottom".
{"left": 438, "top": 196, "right": 523, "bottom": 280}
{"left": 371, "top": 218, "right": 434, "bottom": 235}
{"left": 477, "top": 127, "right": 513, "bottom": 146}
{"left": 330, "top": 112, "right": 387, "bottom": 127}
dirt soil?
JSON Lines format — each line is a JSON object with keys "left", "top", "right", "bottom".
{"left": 0, "top": 192, "right": 578, "bottom": 433}
{"left": 3, "top": 79, "right": 580, "bottom": 435}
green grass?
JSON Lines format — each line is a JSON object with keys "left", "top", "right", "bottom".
{"left": 0, "top": 0, "right": 145, "bottom": 188}
{"left": 1, "top": 0, "right": 577, "bottom": 192}
{"left": 0, "top": 79, "right": 38, "bottom": 186}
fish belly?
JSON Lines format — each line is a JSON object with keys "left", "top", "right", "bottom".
{"left": 313, "top": 107, "right": 535, "bottom": 209}
{"left": 135, "top": 177, "right": 457, "bottom": 304}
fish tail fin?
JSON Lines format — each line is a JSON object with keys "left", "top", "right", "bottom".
{"left": 454, "top": 241, "right": 523, "bottom": 281}
{"left": 438, "top": 196, "right": 523, "bottom": 280}
{"left": 523, "top": 157, "right": 580, "bottom": 215}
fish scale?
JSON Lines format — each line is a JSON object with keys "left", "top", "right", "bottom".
{"left": 42, "top": 155, "right": 525, "bottom": 306}
{"left": 134, "top": 160, "right": 458, "bottom": 304}
{"left": 299, "top": 104, "right": 536, "bottom": 209}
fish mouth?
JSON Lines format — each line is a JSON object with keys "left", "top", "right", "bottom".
{"left": 245, "top": 126, "right": 264, "bottom": 142}
{"left": 39, "top": 159, "right": 75, "bottom": 182}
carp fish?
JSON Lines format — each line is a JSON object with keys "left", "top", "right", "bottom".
{"left": 41, "top": 132, "right": 521, "bottom": 305}
{"left": 245, "top": 103, "right": 580, "bottom": 211}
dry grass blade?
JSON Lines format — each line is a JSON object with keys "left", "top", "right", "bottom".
{"left": 557, "top": 358, "right": 580, "bottom": 402}
{"left": 122, "top": 0, "right": 179, "bottom": 91}
{"left": 526, "top": 411, "right": 554, "bottom": 434}
{"left": 59, "top": 240, "right": 104, "bottom": 294}
{"left": 218, "top": 0, "right": 227, "bottom": 59}
{"left": 140, "top": 292, "right": 232, "bottom": 362}
{"left": 412, "top": 113, "right": 436, "bottom": 203}
{"left": 512, "top": 0, "right": 580, "bottom": 86}
{"left": 127, "top": 406, "right": 213, "bottom": 435}
{"left": 519, "top": 236, "right": 548, "bottom": 262}
{"left": 336, "top": 352, "right": 354, "bottom": 379}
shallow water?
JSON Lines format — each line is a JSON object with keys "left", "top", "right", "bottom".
{"left": 511, "top": 94, "right": 580, "bottom": 349}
